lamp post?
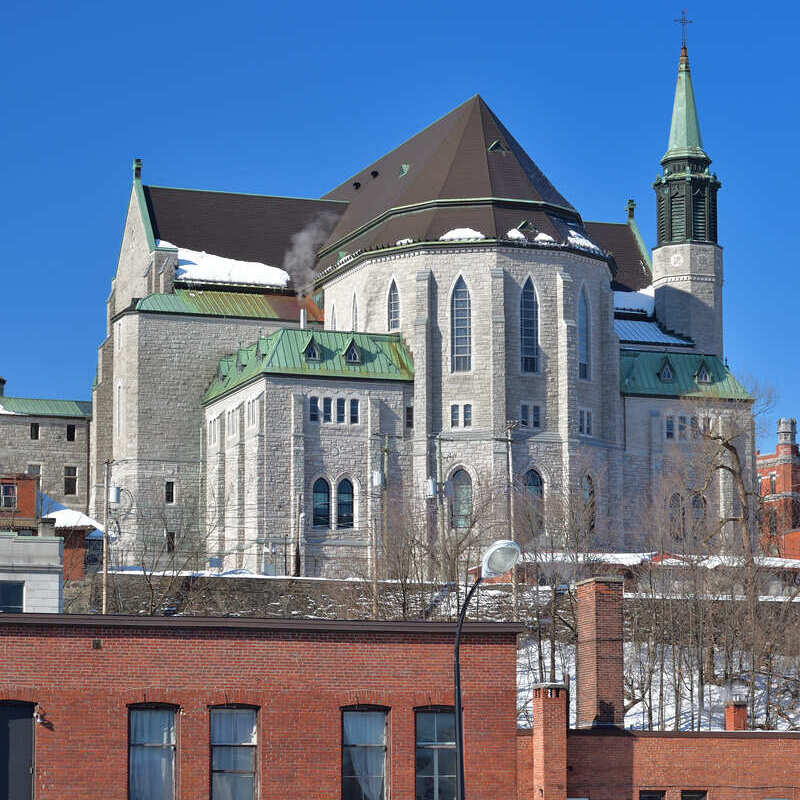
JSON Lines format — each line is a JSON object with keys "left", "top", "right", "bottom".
{"left": 454, "top": 539, "right": 521, "bottom": 800}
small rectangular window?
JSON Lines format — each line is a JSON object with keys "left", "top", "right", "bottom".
{"left": 64, "top": 466, "right": 77, "bottom": 496}
{"left": 342, "top": 710, "right": 386, "bottom": 800}
{"left": 165, "top": 531, "right": 175, "bottom": 553}
{"left": 679, "top": 416, "right": 687, "bottom": 440}
{"left": 0, "top": 581, "right": 24, "bottom": 613}
{"left": 532, "top": 405, "right": 541, "bottom": 429}
{"left": 66, "top": 424, "right": 76, "bottom": 441}
{"left": 463, "top": 404, "right": 472, "bottom": 427}
{"left": 26, "top": 464, "right": 41, "bottom": 477}
{"left": 350, "top": 399, "right": 359, "bottom": 425}
{"left": 579, "top": 409, "right": 585, "bottom": 434}
{"left": 210, "top": 708, "right": 257, "bottom": 800}
{"left": 640, "top": 792, "right": 665, "bottom": 800}
{"left": 415, "top": 709, "right": 456, "bottom": 800}
{"left": 165, "top": 481, "right": 175, "bottom": 504}
{"left": 309, "top": 396, "right": 319, "bottom": 422}
{"left": 450, "top": 404, "right": 459, "bottom": 428}
{"left": 520, "top": 404, "right": 529, "bottom": 427}
{"left": 129, "top": 707, "right": 176, "bottom": 800}
{"left": 323, "top": 397, "right": 332, "bottom": 423}
{"left": 405, "top": 406, "right": 414, "bottom": 429}
{"left": 586, "top": 410, "right": 592, "bottom": 436}
{"left": 579, "top": 362, "right": 589, "bottom": 380}
{"left": 1, "top": 484, "right": 18, "bottom": 509}
{"left": 30, "top": 423, "right": 39, "bottom": 440}
{"left": 665, "top": 416, "right": 675, "bottom": 440}
{"left": 337, "top": 398, "right": 346, "bottom": 424}
{"left": 680, "top": 792, "right": 706, "bottom": 800}
{"left": 770, "top": 474, "right": 776, "bottom": 495}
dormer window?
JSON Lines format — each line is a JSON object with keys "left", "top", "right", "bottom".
{"left": 658, "top": 360, "right": 674, "bottom": 382}
{"left": 305, "top": 342, "right": 320, "bottom": 362}
{"left": 344, "top": 342, "right": 361, "bottom": 364}
{"left": 696, "top": 363, "right": 711, "bottom": 384}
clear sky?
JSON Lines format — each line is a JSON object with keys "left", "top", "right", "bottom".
{"left": 1, "top": 0, "right": 795, "bottom": 449}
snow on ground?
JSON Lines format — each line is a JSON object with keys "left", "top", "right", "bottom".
{"left": 439, "top": 228, "right": 486, "bottom": 241}
{"left": 614, "top": 286, "right": 655, "bottom": 315}
{"left": 156, "top": 240, "right": 290, "bottom": 287}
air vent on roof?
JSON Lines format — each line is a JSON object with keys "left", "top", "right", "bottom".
{"left": 516, "top": 220, "right": 530, "bottom": 231}
{"left": 488, "top": 139, "right": 510, "bottom": 152}
{"left": 398, "top": 163, "right": 410, "bottom": 177}
{"left": 353, "top": 181, "right": 361, "bottom": 190}
{"left": 371, "top": 170, "right": 379, "bottom": 179}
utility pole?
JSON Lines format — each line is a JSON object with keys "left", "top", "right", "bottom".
{"left": 372, "top": 434, "right": 390, "bottom": 619}
{"left": 436, "top": 435, "right": 446, "bottom": 582}
{"left": 504, "top": 420, "right": 520, "bottom": 619}
{"left": 102, "top": 460, "right": 110, "bottom": 615}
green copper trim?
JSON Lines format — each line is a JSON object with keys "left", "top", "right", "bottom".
{"left": 132, "top": 159, "right": 157, "bottom": 252}
{"left": 663, "top": 47, "right": 708, "bottom": 163}
{"left": 627, "top": 215, "right": 652, "bottom": 273}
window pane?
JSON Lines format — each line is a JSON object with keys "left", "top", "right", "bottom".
{"left": 212, "top": 746, "right": 255, "bottom": 772}
{"left": 130, "top": 709, "right": 175, "bottom": 744}
{"left": 313, "top": 479, "right": 330, "bottom": 527}
{"left": 388, "top": 281, "right": 400, "bottom": 331}
{"left": 416, "top": 712, "right": 436, "bottom": 744}
{"left": 438, "top": 776, "right": 457, "bottom": 800}
{"left": 129, "top": 747, "right": 174, "bottom": 800}
{"left": 451, "top": 470, "right": 472, "bottom": 529}
{"left": 578, "top": 288, "right": 589, "bottom": 378}
{"left": 435, "top": 712, "right": 455, "bottom": 744}
{"left": 450, "top": 405, "right": 458, "bottom": 428}
{"left": 437, "top": 748, "right": 457, "bottom": 776}
{"left": 212, "top": 773, "right": 254, "bottom": 800}
{"left": 463, "top": 404, "right": 472, "bottom": 427}
{"left": 211, "top": 709, "right": 256, "bottom": 744}
{"left": 450, "top": 277, "right": 471, "bottom": 371}
{"left": 337, "top": 480, "right": 354, "bottom": 529}
{"left": 337, "top": 398, "right": 346, "bottom": 423}
{"left": 416, "top": 776, "right": 436, "bottom": 800}
{"left": 0, "top": 582, "right": 23, "bottom": 613}
{"left": 415, "top": 749, "right": 434, "bottom": 776}
{"left": 343, "top": 711, "right": 385, "bottom": 745}
{"left": 520, "top": 278, "right": 538, "bottom": 372}
{"left": 310, "top": 397, "right": 319, "bottom": 422}
{"left": 323, "top": 398, "right": 332, "bottom": 422}
{"left": 350, "top": 399, "right": 359, "bottom": 424}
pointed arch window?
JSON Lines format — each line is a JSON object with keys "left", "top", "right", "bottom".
{"left": 520, "top": 278, "right": 539, "bottom": 373}
{"left": 578, "top": 288, "right": 590, "bottom": 380}
{"left": 387, "top": 280, "right": 400, "bottom": 331}
{"left": 352, "top": 295, "right": 358, "bottom": 332}
{"left": 337, "top": 479, "right": 354, "bottom": 529}
{"left": 451, "top": 469, "right": 472, "bottom": 529}
{"left": 523, "top": 469, "right": 544, "bottom": 532}
{"left": 451, "top": 277, "right": 471, "bottom": 372}
{"left": 696, "top": 362, "right": 711, "bottom": 384}
{"left": 312, "top": 478, "right": 330, "bottom": 528}
{"left": 668, "top": 493, "right": 685, "bottom": 541}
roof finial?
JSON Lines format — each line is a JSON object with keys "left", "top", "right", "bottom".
{"left": 133, "top": 158, "right": 142, "bottom": 180}
{"left": 674, "top": 9, "right": 693, "bottom": 53}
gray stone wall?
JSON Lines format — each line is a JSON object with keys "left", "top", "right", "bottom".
{"left": 0, "top": 414, "right": 89, "bottom": 511}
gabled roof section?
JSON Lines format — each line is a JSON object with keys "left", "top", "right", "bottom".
{"left": 620, "top": 351, "right": 750, "bottom": 400}
{"left": 585, "top": 220, "right": 651, "bottom": 291}
{"left": 615, "top": 320, "right": 693, "bottom": 347}
{"left": 204, "top": 330, "right": 414, "bottom": 403}
{"left": 135, "top": 289, "right": 323, "bottom": 324}
{"left": 317, "top": 96, "right": 580, "bottom": 266}
{"left": 141, "top": 183, "right": 345, "bottom": 286}
{"left": 0, "top": 397, "right": 92, "bottom": 418}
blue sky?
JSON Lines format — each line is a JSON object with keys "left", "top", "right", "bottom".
{"left": 1, "top": 0, "right": 795, "bottom": 449}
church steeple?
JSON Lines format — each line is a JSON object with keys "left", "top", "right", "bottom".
{"left": 654, "top": 44, "right": 721, "bottom": 246}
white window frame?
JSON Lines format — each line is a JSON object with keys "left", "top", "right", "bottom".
{"left": 578, "top": 408, "right": 593, "bottom": 437}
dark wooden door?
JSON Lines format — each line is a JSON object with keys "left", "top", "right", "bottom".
{"left": 0, "top": 702, "right": 34, "bottom": 799}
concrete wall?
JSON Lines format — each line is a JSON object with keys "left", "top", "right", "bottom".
{"left": 0, "top": 533, "right": 62, "bottom": 612}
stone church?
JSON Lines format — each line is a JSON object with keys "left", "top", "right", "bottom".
{"left": 84, "top": 43, "right": 751, "bottom": 576}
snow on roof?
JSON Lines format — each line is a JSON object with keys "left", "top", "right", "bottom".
{"left": 505, "top": 228, "right": 527, "bottom": 241}
{"left": 520, "top": 551, "right": 654, "bottom": 566}
{"left": 44, "top": 508, "right": 103, "bottom": 532}
{"left": 567, "top": 228, "right": 603, "bottom": 254}
{"left": 613, "top": 286, "right": 655, "bottom": 315}
{"left": 157, "top": 240, "right": 291, "bottom": 288}
{"left": 395, "top": 238, "right": 413, "bottom": 246}
{"left": 534, "top": 231, "right": 554, "bottom": 243}
{"left": 439, "top": 228, "right": 486, "bottom": 241}
{"left": 0, "top": 403, "right": 19, "bottom": 415}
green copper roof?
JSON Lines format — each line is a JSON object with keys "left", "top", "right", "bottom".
{"left": 663, "top": 47, "right": 708, "bottom": 162}
{"left": 136, "top": 289, "right": 320, "bottom": 323}
{"left": 204, "top": 329, "right": 414, "bottom": 403}
{"left": 0, "top": 396, "right": 92, "bottom": 418}
{"left": 620, "top": 351, "right": 750, "bottom": 400}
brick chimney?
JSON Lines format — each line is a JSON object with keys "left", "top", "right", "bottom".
{"left": 531, "top": 683, "right": 568, "bottom": 800}
{"left": 724, "top": 700, "right": 747, "bottom": 731}
{"left": 0, "top": 376, "right": 5, "bottom": 396}
{"left": 576, "top": 576, "right": 624, "bottom": 727}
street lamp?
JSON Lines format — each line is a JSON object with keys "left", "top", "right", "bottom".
{"left": 454, "top": 539, "right": 521, "bottom": 800}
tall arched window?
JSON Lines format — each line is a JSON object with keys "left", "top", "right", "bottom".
{"left": 451, "top": 469, "right": 472, "bottom": 529}
{"left": 583, "top": 474, "right": 596, "bottom": 532}
{"left": 352, "top": 294, "right": 358, "bottom": 332}
{"left": 668, "top": 493, "right": 685, "bottom": 540}
{"left": 451, "top": 277, "right": 471, "bottom": 372}
{"left": 312, "top": 478, "right": 330, "bottom": 527}
{"left": 520, "top": 278, "right": 539, "bottom": 372}
{"left": 337, "top": 479, "right": 354, "bottom": 529}
{"left": 524, "top": 469, "right": 544, "bottom": 532}
{"left": 578, "top": 288, "right": 590, "bottom": 379}
{"left": 387, "top": 280, "right": 400, "bottom": 331}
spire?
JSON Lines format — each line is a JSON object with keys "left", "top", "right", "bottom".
{"left": 663, "top": 44, "right": 707, "bottom": 162}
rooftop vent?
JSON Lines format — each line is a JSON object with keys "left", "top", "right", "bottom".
{"left": 488, "top": 139, "right": 509, "bottom": 152}
{"left": 352, "top": 181, "right": 361, "bottom": 190}
{"left": 398, "top": 163, "right": 410, "bottom": 177}
{"left": 371, "top": 170, "right": 379, "bottom": 178}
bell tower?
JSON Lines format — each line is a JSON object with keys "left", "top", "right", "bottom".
{"left": 652, "top": 33, "right": 724, "bottom": 357}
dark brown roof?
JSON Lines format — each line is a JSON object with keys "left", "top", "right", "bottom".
{"left": 317, "top": 95, "right": 581, "bottom": 267}
{"left": 584, "top": 221, "right": 652, "bottom": 291}
{"left": 142, "top": 186, "right": 345, "bottom": 284}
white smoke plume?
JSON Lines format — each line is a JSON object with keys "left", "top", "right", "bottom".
{"left": 282, "top": 212, "right": 339, "bottom": 297}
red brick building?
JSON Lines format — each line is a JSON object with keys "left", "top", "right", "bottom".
{"left": 757, "top": 417, "right": 800, "bottom": 557}
{"left": 0, "top": 472, "right": 39, "bottom": 535}
{"left": 1, "top": 580, "right": 799, "bottom": 799}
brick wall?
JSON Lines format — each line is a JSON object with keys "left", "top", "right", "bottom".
{"left": 0, "top": 616, "right": 519, "bottom": 799}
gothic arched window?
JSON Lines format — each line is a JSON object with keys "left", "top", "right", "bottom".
{"left": 337, "top": 479, "right": 354, "bottom": 529}
{"left": 578, "top": 288, "right": 590, "bottom": 379}
{"left": 451, "top": 469, "right": 472, "bottom": 529}
{"left": 520, "top": 278, "right": 539, "bottom": 373}
{"left": 668, "top": 493, "right": 685, "bottom": 540}
{"left": 387, "top": 280, "right": 400, "bottom": 331}
{"left": 451, "top": 277, "right": 471, "bottom": 372}
{"left": 524, "top": 469, "right": 544, "bottom": 532}
{"left": 312, "top": 478, "right": 330, "bottom": 528}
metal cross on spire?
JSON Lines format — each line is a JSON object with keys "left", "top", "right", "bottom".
{"left": 674, "top": 9, "right": 693, "bottom": 48}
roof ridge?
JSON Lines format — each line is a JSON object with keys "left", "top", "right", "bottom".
{"left": 145, "top": 185, "right": 347, "bottom": 204}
